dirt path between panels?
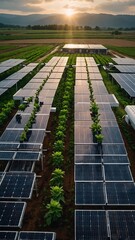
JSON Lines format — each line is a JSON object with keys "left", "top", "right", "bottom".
{"left": 0, "top": 38, "right": 135, "bottom": 46}
{"left": 37, "top": 45, "right": 60, "bottom": 62}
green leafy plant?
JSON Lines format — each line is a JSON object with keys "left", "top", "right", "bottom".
{"left": 91, "top": 122, "right": 102, "bottom": 134}
{"left": 56, "top": 130, "right": 65, "bottom": 140}
{"left": 50, "top": 168, "right": 65, "bottom": 186}
{"left": 50, "top": 186, "right": 65, "bottom": 203}
{"left": 53, "top": 140, "right": 64, "bottom": 152}
{"left": 44, "top": 199, "right": 62, "bottom": 226}
{"left": 95, "top": 134, "right": 104, "bottom": 144}
{"left": 52, "top": 152, "right": 64, "bottom": 167}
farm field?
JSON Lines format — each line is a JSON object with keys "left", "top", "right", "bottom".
{"left": 0, "top": 29, "right": 135, "bottom": 41}
{"left": 1, "top": 44, "right": 135, "bottom": 239}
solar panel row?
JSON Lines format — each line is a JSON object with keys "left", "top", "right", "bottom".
{"left": 0, "top": 231, "right": 56, "bottom": 240}
{"left": 0, "top": 57, "right": 67, "bottom": 234}
{"left": 75, "top": 210, "right": 135, "bottom": 240}
{"left": 74, "top": 57, "right": 135, "bottom": 239}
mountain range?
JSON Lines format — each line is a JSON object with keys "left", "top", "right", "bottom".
{"left": 0, "top": 13, "right": 135, "bottom": 28}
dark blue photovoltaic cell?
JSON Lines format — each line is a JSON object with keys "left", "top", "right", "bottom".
{"left": 0, "top": 151, "right": 15, "bottom": 160}
{"left": 0, "top": 173, "right": 35, "bottom": 199}
{"left": 19, "top": 232, "right": 56, "bottom": 240}
{"left": 76, "top": 182, "right": 105, "bottom": 205}
{"left": 14, "top": 152, "right": 40, "bottom": 161}
{"left": 75, "top": 211, "right": 108, "bottom": 240}
{"left": 106, "top": 182, "right": 135, "bottom": 205}
{"left": 109, "top": 211, "right": 135, "bottom": 240}
{"left": 0, "top": 202, "right": 26, "bottom": 227}
{"left": 104, "top": 165, "right": 133, "bottom": 181}
{"left": 103, "top": 156, "right": 129, "bottom": 164}
{"left": 0, "top": 231, "right": 18, "bottom": 240}
{"left": 75, "top": 164, "right": 102, "bottom": 181}
{"left": 75, "top": 155, "right": 102, "bottom": 164}
{"left": 75, "top": 144, "right": 127, "bottom": 155}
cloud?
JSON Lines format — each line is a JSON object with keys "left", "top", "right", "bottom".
{"left": 95, "top": 0, "right": 135, "bottom": 14}
{"left": 0, "top": 0, "right": 46, "bottom": 12}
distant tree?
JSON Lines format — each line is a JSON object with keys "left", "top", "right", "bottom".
{"left": 95, "top": 26, "right": 100, "bottom": 30}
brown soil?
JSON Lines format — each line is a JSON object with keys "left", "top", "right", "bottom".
{"left": 22, "top": 112, "right": 74, "bottom": 240}
{"left": 0, "top": 39, "right": 135, "bottom": 46}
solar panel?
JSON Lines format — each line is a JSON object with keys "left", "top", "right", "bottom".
{"left": 0, "top": 202, "right": 26, "bottom": 228}
{"left": 103, "top": 156, "right": 130, "bottom": 164}
{"left": 104, "top": 165, "right": 133, "bottom": 181}
{"left": 0, "top": 129, "right": 45, "bottom": 144}
{"left": 0, "top": 66, "right": 11, "bottom": 74}
{"left": 75, "top": 126, "right": 123, "bottom": 144}
{"left": 108, "top": 211, "right": 135, "bottom": 240}
{"left": 49, "top": 73, "right": 63, "bottom": 79}
{"left": 7, "top": 72, "right": 29, "bottom": 80}
{"left": 0, "top": 88, "right": 8, "bottom": 96}
{"left": 112, "top": 57, "right": 135, "bottom": 65}
{"left": 110, "top": 73, "right": 135, "bottom": 98}
{"left": 75, "top": 164, "right": 103, "bottom": 181}
{"left": 7, "top": 115, "right": 30, "bottom": 129}
{"left": 19, "top": 232, "right": 56, "bottom": 240}
{"left": 0, "top": 173, "right": 35, "bottom": 199}
{"left": 106, "top": 182, "right": 135, "bottom": 205}
{"left": 87, "top": 67, "right": 100, "bottom": 73}
{"left": 14, "top": 151, "right": 41, "bottom": 161}
{"left": 0, "top": 151, "right": 15, "bottom": 160}
{"left": 0, "top": 80, "right": 17, "bottom": 89}
{"left": 33, "top": 72, "right": 49, "bottom": 79}
{"left": 75, "top": 182, "right": 105, "bottom": 205}
{"left": 75, "top": 155, "right": 102, "bottom": 164}
{"left": 75, "top": 111, "right": 91, "bottom": 121}
{"left": 0, "top": 143, "right": 19, "bottom": 151}
{"left": 18, "top": 143, "right": 42, "bottom": 151}
{"left": 0, "top": 231, "right": 18, "bottom": 240}
{"left": 115, "top": 65, "right": 135, "bottom": 73}
{"left": 23, "top": 82, "right": 42, "bottom": 89}
{"left": 75, "top": 143, "right": 127, "bottom": 155}
{"left": 75, "top": 210, "right": 108, "bottom": 240}
{"left": 9, "top": 160, "right": 35, "bottom": 172}
{"left": 89, "top": 72, "right": 103, "bottom": 80}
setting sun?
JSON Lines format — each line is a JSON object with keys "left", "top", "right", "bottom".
{"left": 65, "top": 8, "right": 74, "bottom": 17}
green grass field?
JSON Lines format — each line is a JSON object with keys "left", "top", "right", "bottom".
{"left": 0, "top": 44, "right": 55, "bottom": 63}
{"left": 0, "top": 29, "right": 135, "bottom": 40}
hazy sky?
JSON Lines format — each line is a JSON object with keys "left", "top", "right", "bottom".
{"left": 0, "top": 0, "right": 135, "bottom": 15}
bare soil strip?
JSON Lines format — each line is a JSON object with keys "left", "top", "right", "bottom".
{"left": 0, "top": 39, "right": 135, "bottom": 46}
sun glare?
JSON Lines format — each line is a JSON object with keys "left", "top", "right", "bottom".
{"left": 66, "top": 9, "right": 74, "bottom": 17}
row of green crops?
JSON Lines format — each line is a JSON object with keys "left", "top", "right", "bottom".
{"left": 44, "top": 66, "right": 74, "bottom": 226}
{"left": 0, "top": 45, "right": 55, "bottom": 63}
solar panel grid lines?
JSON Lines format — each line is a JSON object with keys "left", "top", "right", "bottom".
{"left": 0, "top": 151, "right": 16, "bottom": 161}
{"left": 14, "top": 151, "right": 41, "bottom": 162}
{"left": 108, "top": 210, "right": 135, "bottom": 240}
{"left": 112, "top": 57, "right": 135, "bottom": 65}
{"left": 75, "top": 164, "right": 103, "bottom": 181}
{"left": 104, "top": 164, "right": 133, "bottom": 182}
{"left": 75, "top": 210, "right": 109, "bottom": 240}
{"left": 0, "top": 59, "right": 25, "bottom": 74}
{"left": 75, "top": 181, "right": 106, "bottom": 205}
{"left": 115, "top": 65, "right": 135, "bottom": 73}
{"left": 75, "top": 155, "right": 102, "bottom": 164}
{"left": 110, "top": 73, "right": 135, "bottom": 98}
{"left": 76, "top": 210, "right": 135, "bottom": 240}
{"left": 106, "top": 182, "right": 135, "bottom": 205}
{"left": 19, "top": 231, "right": 56, "bottom": 240}
{"left": 0, "top": 202, "right": 26, "bottom": 228}
{"left": 0, "top": 173, "right": 36, "bottom": 199}
{"left": 0, "top": 231, "right": 18, "bottom": 240}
